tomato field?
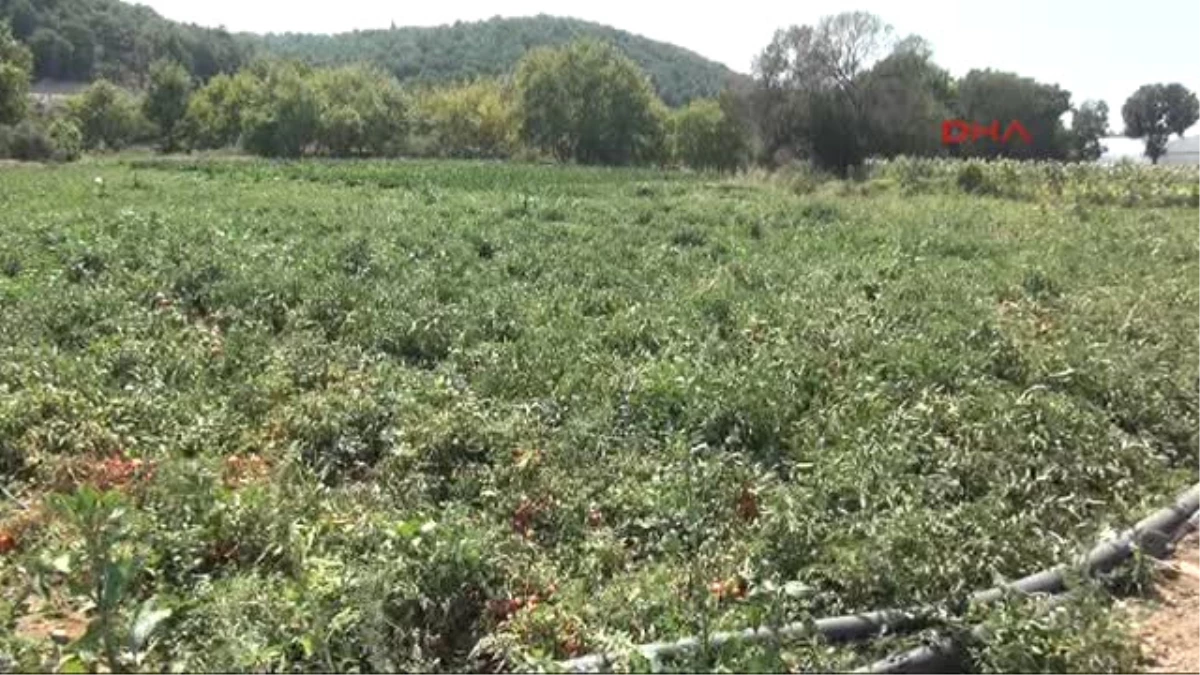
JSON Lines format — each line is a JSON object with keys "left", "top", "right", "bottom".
{"left": 0, "top": 157, "right": 1196, "bottom": 672}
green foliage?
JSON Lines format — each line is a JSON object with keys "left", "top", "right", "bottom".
{"left": 860, "top": 36, "right": 955, "bottom": 159}
{"left": 515, "top": 39, "right": 668, "bottom": 165}
{"left": 3, "top": 5, "right": 729, "bottom": 106}
{"left": 0, "top": 156, "right": 1195, "bottom": 671}
{"left": 0, "top": 20, "right": 33, "bottom": 125}
{"left": 870, "top": 156, "right": 1199, "bottom": 207}
{"left": 669, "top": 99, "right": 748, "bottom": 172}
{"left": 27, "top": 26, "right": 73, "bottom": 79}
{"left": 240, "top": 62, "right": 322, "bottom": 158}
{"left": 252, "top": 15, "right": 734, "bottom": 107}
{"left": 48, "top": 117, "right": 83, "bottom": 161}
{"left": 1123, "top": 84, "right": 1173, "bottom": 164}
{"left": 414, "top": 79, "right": 517, "bottom": 159}
{"left": 67, "top": 79, "right": 148, "bottom": 151}
{"left": 49, "top": 487, "right": 141, "bottom": 672}
{"left": 1069, "top": 100, "right": 1110, "bottom": 161}
{"left": 745, "top": 12, "right": 1078, "bottom": 171}
{"left": 1, "top": 0, "right": 247, "bottom": 82}
{"left": 956, "top": 162, "right": 987, "bottom": 194}
{"left": 0, "top": 118, "right": 52, "bottom": 160}
{"left": 143, "top": 59, "right": 192, "bottom": 152}
{"left": 954, "top": 69, "right": 1072, "bottom": 160}
{"left": 181, "top": 71, "right": 259, "bottom": 150}
{"left": 311, "top": 64, "right": 408, "bottom": 157}
{"left": 969, "top": 592, "right": 1145, "bottom": 673}
{"left": 1162, "top": 83, "right": 1199, "bottom": 138}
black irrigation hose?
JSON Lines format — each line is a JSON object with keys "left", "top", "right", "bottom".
{"left": 859, "top": 483, "right": 1200, "bottom": 674}
{"left": 558, "top": 484, "right": 1200, "bottom": 673}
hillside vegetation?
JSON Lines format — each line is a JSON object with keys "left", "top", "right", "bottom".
{"left": 252, "top": 15, "right": 738, "bottom": 107}
{"left": 0, "top": 0, "right": 735, "bottom": 106}
{"left": 0, "top": 0, "right": 246, "bottom": 83}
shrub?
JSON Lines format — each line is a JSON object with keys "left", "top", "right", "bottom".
{"left": 67, "top": 79, "right": 147, "bottom": 151}
{"left": 143, "top": 59, "right": 193, "bottom": 152}
{"left": 415, "top": 79, "right": 517, "bottom": 159}
{"left": 48, "top": 118, "right": 83, "bottom": 161}
{"left": 668, "top": 99, "right": 749, "bottom": 172}
{"left": 0, "top": 120, "right": 54, "bottom": 161}
{"left": 957, "top": 162, "right": 987, "bottom": 194}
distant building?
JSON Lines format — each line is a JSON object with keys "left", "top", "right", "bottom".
{"left": 1161, "top": 136, "right": 1199, "bottom": 165}
{"left": 1098, "top": 135, "right": 1199, "bottom": 165}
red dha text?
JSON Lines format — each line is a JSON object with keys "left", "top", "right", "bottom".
{"left": 942, "top": 120, "right": 1032, "bottom": 145}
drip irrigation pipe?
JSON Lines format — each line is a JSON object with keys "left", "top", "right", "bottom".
{"left": 559, "top": 484, "right": 1200, "bottom": 673}
{"left": 860, "top": 483, "right": 1199, "bottom": 674}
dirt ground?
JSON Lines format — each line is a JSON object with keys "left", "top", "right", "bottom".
{"left": 1129, "top": 531, "right": 1200, "bottom": 673}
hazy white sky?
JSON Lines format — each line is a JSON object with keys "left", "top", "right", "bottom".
{"left": 138, "top": 0, "right": 1200, "bottom": 134}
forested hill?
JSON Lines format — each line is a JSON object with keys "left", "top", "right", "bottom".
{"left": 0, "top": 0, "right": 247, "bottom": 83}
{"left": 0, "top": 0, "right": 740, "bottom": 106}
{"left": 251, "top": 16, "right": 740, "bottom": 107}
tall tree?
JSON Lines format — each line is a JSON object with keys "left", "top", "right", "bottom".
{"left": 68, "top": 79, "right": 146, "bottom": 150}
{"left": 749, "top": 11, "right": 894, "bottom": 173}
{"left": 28, "top": 27, "right": 74, "bottom": 79}
{"left": 954, "top": 69, "right": 1071, "bottom": 160}
{"left": 1122, "top": 84, "right": 1172, "bottom": 164}
{"left": 143, "top": 59, "right": 192, "bottom": 152}
{"left": 859, "top": 35, "right": 954, "bottom": 158}
{"left": 515, "top": 39, "right": 666, "bottom": 165}
{"left": 1162, "top": 83, "right": 1199, "bottom": 138}
{"left": 0, "top": 20, "right": 32, "bottom": 125}
{"left": 1068, "top": 100, "right": 1109, "bottom": 161}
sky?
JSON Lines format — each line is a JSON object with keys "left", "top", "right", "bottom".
{"left": 137, "top": 0, "right": 1200, "bottom": 135}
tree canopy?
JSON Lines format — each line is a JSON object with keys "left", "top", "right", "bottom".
{"left": 515, "top": 39, "right": 667, "bottom": 165}
{"left": 1122, "top": 83, "right": 1197, "bottom": 163}
{"left": 0, "top": 20, "right": 33, "bottom": 125}
{"left": 0, "top": 0, "right": 246, "bottom": 83}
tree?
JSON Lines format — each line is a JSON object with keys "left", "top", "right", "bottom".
{"left": 5, "top": 0, "right": 36, "bottom": 40}
{"left": 0, "top": 21, "right": 33, "bottom": 125}
{"left": 1068, "top": 100, "right": 1109, "bottom": 162}
{"left": 415, "top": 78, "right": 516, "bottom": 158}
{"left": 311, "top": 64, "right": 409, "bottom": 157}
{"left": 749, "top": 12, "right": 894, "bottom": 174}
{"left": 859, "top": 35, "right": 954, "bottom": 158}
{"left": 68, "top": 79, "right": 146, "bottom": 151}
{"left": 181, "top": 71, "right": 259, "bottom": 149}
{"left": 669, "top": 98, "right": 748, "bottom": 171}
{"left": 144, "top": 59, "right": 192, "bottom": 152}
{"left": 1162, "top": 83, "right": 1199, "bottom": 139}
{"left": 1122, "top": 84, "right": 1172, "bottom": 164}
{"left": 29, "top": 27, "right": 74, "bottom": 80}
{"left": 240, "top": 61, "right": 321, "bottom": 158}
{"left": 955, "top": 69, "right": 1071, "bottom": 160}
{"left": 515, "top": 39, "right": 667, "bottom": 165}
